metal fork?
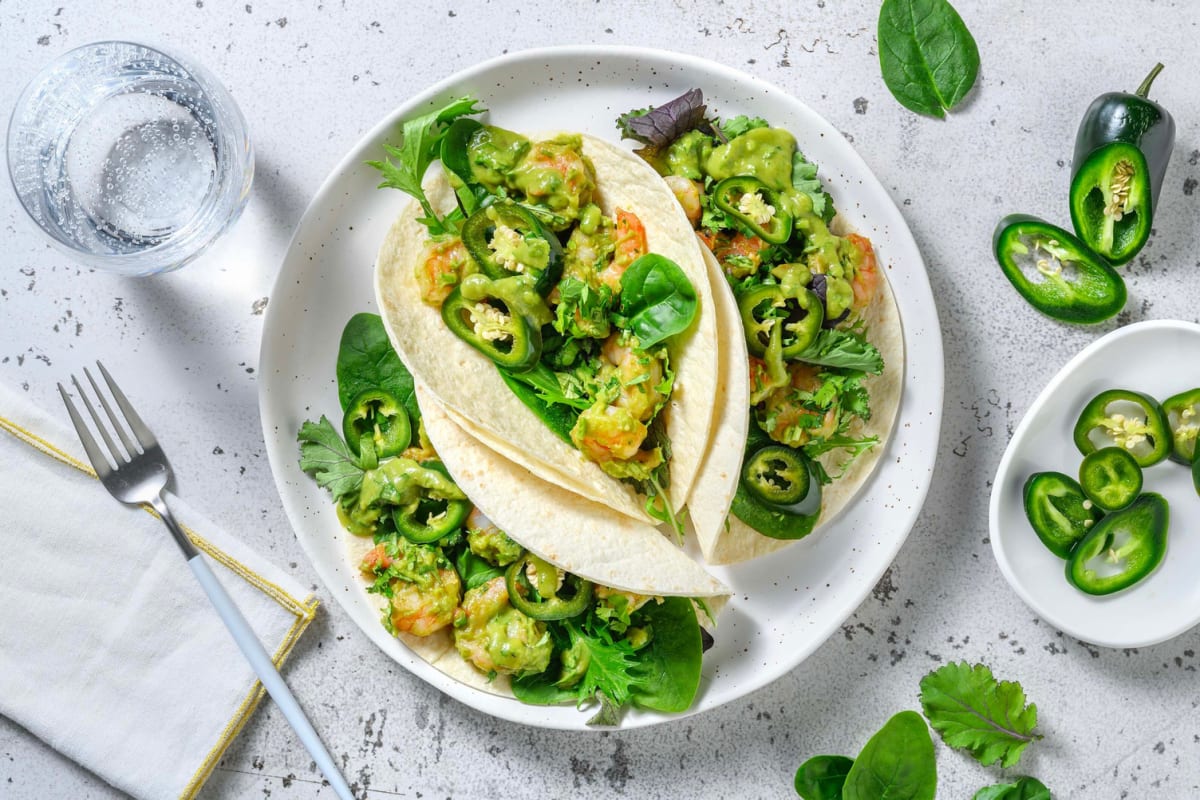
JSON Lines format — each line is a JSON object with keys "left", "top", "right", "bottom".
{"left": 59, "top": 362, "right": 354, "bottom": 800}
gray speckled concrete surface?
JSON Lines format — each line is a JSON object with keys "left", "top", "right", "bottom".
{"left": 3, "top": 1, "right": 1200, "bottom": 798}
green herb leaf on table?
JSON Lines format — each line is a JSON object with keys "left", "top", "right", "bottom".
{"left": 972, "top": 776, "right": 1052, "bottom": 800}
{"left": 877, "top": 0, "right": 980, "bottom": 118}
{"left": 618, "top": 254, "right": 699, "bottom": 348}
{"left": 842, "top": 710, "right": 937, "bottom": 800}
{"left": 366, "top": 95, "right": 483, "bottom": 234}
{"left": 298, "top": 416, "right": 364, "bottom": 502}
{"left": 794, "top": 754, "right": 854, "bottom": 800}
{"left": 336, "top": 312, "right": 420, "bottom": 423}
{"left": 919, "top": 661, "right": 1042, "bottom": 767}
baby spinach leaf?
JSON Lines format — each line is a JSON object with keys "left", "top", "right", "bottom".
{"left": 794, "top": 754, "right": 854, "bottom": 800}
{"left": 336, "top": 313, "right": 420, "bottom": 423}
{"left": 972, "top": 776, "right": 1052, "bottom": 800}
{"left": 877, "top": 0, "right": 980, "bottom": 118}
{"left": 630, "top": 597, "right": 703, "bottom": 713}
{"left": 619, "top": 254, "right": 699, "bottom": 348}
{"left": 842, "top": 710, "right": 936, "bottom": 800}
{"left": 919, "top": 661, "right": 1042, "bottom": 768}
{"left": 500, "top": 362, "right": 591, "bottom": 411}
{"left": 496, "top": 368, "right": 580, "bottom": 443}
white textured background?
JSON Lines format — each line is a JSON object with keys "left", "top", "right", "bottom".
{"left": 3, "top": 1, "right": 1200, "bottom": 798}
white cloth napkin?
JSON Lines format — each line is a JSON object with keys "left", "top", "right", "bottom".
{"left": 0, "top": 382, "right": 319, "bottom": 800}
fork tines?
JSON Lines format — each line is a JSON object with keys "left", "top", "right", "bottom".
{"left": 58, "top": 361, "right": 156, "bottom": 476}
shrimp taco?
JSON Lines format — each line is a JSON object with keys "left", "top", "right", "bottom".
{"left": 617, "top": 89, "right": 904, "bottom": 564}
{"left": 371, "top": 98, "right": 718, "bottom": 538}
{"left": 299, "top": 314, "right": 725, "bottom": 724}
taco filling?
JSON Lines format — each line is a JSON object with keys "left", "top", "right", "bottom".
{"left": 298, "top": 314, "right": 714, "bottom": 724}
{"left": 618, "top": 89, "right": 900, "bottom": 555}
{"left": 371, "top": 98, "right": 714, "bottom": 537}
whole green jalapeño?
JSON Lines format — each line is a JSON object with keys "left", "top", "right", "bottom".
{"left": 1071, "top": 63, "right": 1175, "bottom": 265}
{"left": 993, "top": 215, "right": 1125, "bottom": 324}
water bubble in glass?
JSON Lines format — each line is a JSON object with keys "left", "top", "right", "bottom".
{"left": 6, "top": 41, "right": 254, "bottom": 275}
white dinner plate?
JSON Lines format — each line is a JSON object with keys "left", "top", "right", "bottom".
{"left": 989, "top": 320, "right": 1200, "bottom": 648}
{"left": 259, "top": 46, "right": 944, "bottom": 729}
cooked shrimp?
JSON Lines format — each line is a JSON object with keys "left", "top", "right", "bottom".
{"left": 571, "top": 403, "right": 647, "bottom": 463}
{"left": 386, "top": 567, "right": 461, "bottom": 636}
{"left": 664, "top": 175, "right": 702, "bottom": 227}
{"left": 760, "top": 365, "right": 838, "bottom": 446}
{"left": 598, "top": 209, "right": 647, "bottom": 291}
{"left": 706, "top": 231, "right": 768, "bottom": 278}
{"left": 515, "top": 138, "right": 596, "bottom": 223}
{"left": 844, "top": 233, "right": 880, "bottom": 312}
{"left": 453, "top": 577, "right": 552, "bottom": 675}
{"left": 415, "top": 236, "right": 471, "bottom": 306}
{"left": 601, "top": 333, "right": 666, "bottom": 421}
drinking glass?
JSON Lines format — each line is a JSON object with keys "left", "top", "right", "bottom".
{"left": 7, "top": 41, "right": 254, "bottom": 276}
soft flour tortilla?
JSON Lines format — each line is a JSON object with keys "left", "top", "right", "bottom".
{"left": 342, "top": 383, "right": 729, "bottom": 704}
{"left": 688, "top": 235, "right": 905, "bottom": 565}
{"left": 375, "top": 133, "right": 718, "bottom": 524}
{"left": 418, "top": 381, "right": 728, "bottom": 597}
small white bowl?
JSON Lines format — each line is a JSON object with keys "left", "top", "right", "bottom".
{"left": 989, "top": 320, "right": 1200, "bottom": 648}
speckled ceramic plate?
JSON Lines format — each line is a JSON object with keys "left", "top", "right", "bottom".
{"left": 990, "top": 320, "right": 1200, "bottom": 648}
{"left": 259, "top": 46, "right": 944, "bottom": 729}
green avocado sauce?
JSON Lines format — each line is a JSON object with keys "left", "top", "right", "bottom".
{"left": 704, "top": 127, "right": 796, "bottom": 191}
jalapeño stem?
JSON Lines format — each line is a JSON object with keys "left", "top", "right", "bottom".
{"left": 1135, "top": 63, "right": 1165, "bottom": 99}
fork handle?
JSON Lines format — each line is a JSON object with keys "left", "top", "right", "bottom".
{"left": 188, "top": 555, "right": 355, "bottom": 800}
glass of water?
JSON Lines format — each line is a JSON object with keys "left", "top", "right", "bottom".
{"left": 7, "top": 41, "right": 254, "bottom": 276}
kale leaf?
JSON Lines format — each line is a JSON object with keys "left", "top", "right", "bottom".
{"left": 794, "top": 328, "right": 885, "bottom": 374}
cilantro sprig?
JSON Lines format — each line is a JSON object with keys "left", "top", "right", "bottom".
{"left": 919, "top": 661, "right": 1042, "bottom": 768}
{"left": 298, "top": 416, "right": 364, "bottom": 502}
